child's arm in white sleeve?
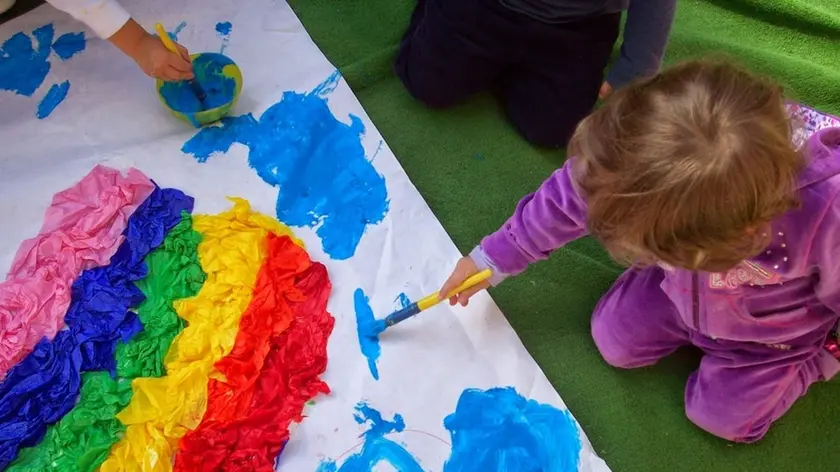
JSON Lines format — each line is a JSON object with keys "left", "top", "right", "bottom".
{"left": 45, "top": 0, "right": 131, "bottom": 39}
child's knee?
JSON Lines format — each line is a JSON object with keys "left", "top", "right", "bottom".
{"left": 591, "top": 311, "right": 649, "bottom": 369}
{"left": 394, "top": 51, "right": 464, "bottom": 110}
{"left": 511, "top": 118, "right": 574, "bottom": 149}
{"left": 684, "top": 398, "right": 768, "bottom": 443}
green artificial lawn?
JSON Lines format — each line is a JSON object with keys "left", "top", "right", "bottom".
{"left": 287, "top": 1, "right": 840, "bottom": 470}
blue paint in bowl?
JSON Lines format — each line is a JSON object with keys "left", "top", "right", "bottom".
{"left": 159, "top": 53, "right": 237, "bottom": 114}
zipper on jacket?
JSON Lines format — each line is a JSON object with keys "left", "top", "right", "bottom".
{"left": 692, "top": 272, "right": 700, "bottom": 331}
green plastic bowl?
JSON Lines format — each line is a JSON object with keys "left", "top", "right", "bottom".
{"left": 156, "top": 52, "right": 243, "bottom": 128}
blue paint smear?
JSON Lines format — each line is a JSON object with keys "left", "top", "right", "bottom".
{"left": 317, "top": 403, "right": 423, "bottom": 472}
{"left": 51, "top": 32, "right": 86, "bottom": 60}
{"left": 216, "top": 21, "right": 232, "bottom": 54}
{"left": 353, "top": 403, "right": 405, "bottom": 438}
{"left": 395, "top": 293, "right": 411, "bottom": 309}
{"left": 159, "top": 53, "right": 235, "bottom": 112}
{"left": 36, "top": 80, "right": 70, "bottom": 119}
{"left": 182, "top": 71, "right": 389, "bottom": 260}
{"left": 443, "top": 387, "right": 581, "bottom": 472}
{"left": 354, "top": 289, "right": 382, "bottom": 380}
{"left": 0, "top": 25, "right": 54, "bottom": 96}
{"left": 1, "top": 23, "right": 86, "bottom": 120}
{"left": 32, "top": 23, "right": 54, "bottom": 52}
{"left": 215, "top": 21, "right": 232, "bottom": 36}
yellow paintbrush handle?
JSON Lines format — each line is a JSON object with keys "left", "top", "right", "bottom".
{"left": 154, "top": 23, "right": 178, "bottom": 54}
{"left": 416, "top": 269, "right": 493, "bottom": 311}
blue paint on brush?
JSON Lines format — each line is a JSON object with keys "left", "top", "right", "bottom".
{"left": 51, "top": 32, "right": 86, "bottom": 60}
{"left": 36, "top": 80, "right": 70, "bottom": 119}
{"left": 159, "top": 53, "right": 235, "bottom": 112}
{"left": 395, "top": 293, "right": 411, "bottom": 309}
{"left": 317, "top": 403, "right": 423, "bottom": 472}
{"left": 354, "top": 289, "right": 383, "bottom": 380}
{"left": 182, "top": 71, "right": 389, "bottom": 260}
{"left": 443, "top": 387, "right": 582, "bottom": 471}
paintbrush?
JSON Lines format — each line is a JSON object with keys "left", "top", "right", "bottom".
{"left": 154, "top": 23, "right": 207, "bottom": 104}
{"left": 365, "top": 269, "right": 494, "bottom": 337}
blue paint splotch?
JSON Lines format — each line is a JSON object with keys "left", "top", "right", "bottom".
{"left": 354, "top": 289, "right": 383, "bottom": 380}
{"left": 182, "top": 71, "right": 389, "bottom": 260}
{"left": 51, "top": 31, "right": 86, "bottom": 60}
{"left": 443, "top": 387, "right": 581, "bottom": 472}
{"left": 1, "top": 23, "right": 86, "bottom": 117}
{"left": 317, "top": 403, "right": 423, "bottom": 472}
{"left": 160, "top": 53, "right": 236, "bottom": 113}
{"left": 36, "top": 80, "right": 70, "bottom": 119}
{"left": 395, "top": 292, "right": 411, "bottom": 309}
{"left": 1, "top": 24, "right": 54, "bottom": 96}
{"left": 215, "top": 21, "right": 233, "bottom": 36}
{"left": 215, "top": 21, "right": 233, "bottom": 53}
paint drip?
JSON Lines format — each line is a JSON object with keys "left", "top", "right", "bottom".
{"left": 159, "top": 53, "right": 235, "bottom": 113}
{"left": 442, "top": 387, "right": 582, "bottom": 471}
{"left": 182, "top": 71, "right": 389, "bottom": 260}
{"left": 353, "top": 289, "right": 383, "bottom": 380}
{"left": 36, "top": 81, "right": 69, "bottom": 119}
{"left": 317, "top": 403, "right": 424, "bottom": 472}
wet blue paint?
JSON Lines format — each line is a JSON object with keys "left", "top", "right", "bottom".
{"left": 317, "top": 403, "right": 423, "bottom": 472}
{"left": 32, "top": 23, "right": 54, "bottom": 51}
{"left": 159, "top": 53, "right": 236, "bottom": 113}
{"left": 215, "top": 21, "right": 232, "bottom": 53}
{"left": 51, "top": 32, "right": 86, "bottom": 60}
{"left": 0, "top": 25, "right": 54, "bottom": 96}
{"left": 182, "top": 71, "right": 389, "bottom": 260}
{"left": 443, "top": 387, "right": 581, "bottom": 472}
{"left": 354, "top": 289, "right": 382, "bottom": 380}
{"left": 216, "top": 21, "right": 232, "bottom": 36}
{"left": 395, "top": 293, "right": 411, "bottom": 309}
{"left": 36, "top": 80, "right": 70, "bottom": 119}
{"left": 353, "top": 403, "right": 405, "bottom": 438}
{"left": 1, "top": 23, "right": 86, "bottom": 119}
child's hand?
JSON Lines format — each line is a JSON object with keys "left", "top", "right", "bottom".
{"left": 131, "top": 33, "right": 193, "bottom": 82}
{"left": 439, "top": 257, "right": 490, "bottom": 307}
{"left": 109, "top": 19, "right": 194, "bottom": 82}
{"left": 599, "top": 81, "right": 613, "bottom": 100}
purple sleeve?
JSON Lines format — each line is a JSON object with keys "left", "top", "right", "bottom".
{"left": 476, "top": 160, "right": 590, "bottom": 284}
{"left": 809, "top": 129, "right": 840, "bottom": 314}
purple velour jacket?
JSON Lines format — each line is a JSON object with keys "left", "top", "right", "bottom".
{"left": 473, "top": 127, "right": 840, "bottom": 346}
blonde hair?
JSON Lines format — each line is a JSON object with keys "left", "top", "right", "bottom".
{"left": 569, "top": 59, "right": 804, "bottom": 272}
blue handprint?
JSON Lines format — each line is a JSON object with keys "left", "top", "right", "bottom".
{"left": 0, "top": 23, "right": 86, "bottom": 119}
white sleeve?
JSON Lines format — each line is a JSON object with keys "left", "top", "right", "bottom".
{"left": 45, "top": 0, "right": 131, "bottom": 39}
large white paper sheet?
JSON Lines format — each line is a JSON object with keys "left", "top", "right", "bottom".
{"left": 0, "top": 1, "right": 610, "bottom": 470}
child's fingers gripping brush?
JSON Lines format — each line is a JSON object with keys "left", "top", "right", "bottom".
{"left": 154, "top": 23, "right": 206, "bottom": 106}
{"left": 361, "top": 269, "right": 494, "bottom": 338}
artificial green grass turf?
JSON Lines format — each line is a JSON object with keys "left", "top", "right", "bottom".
{"left": 287, "top": 1, "right": 840, "bottom": 470}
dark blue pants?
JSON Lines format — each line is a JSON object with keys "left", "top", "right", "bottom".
{"left": 395, "top": 0, "right": 620, "bottom": 148}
